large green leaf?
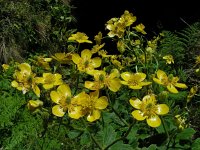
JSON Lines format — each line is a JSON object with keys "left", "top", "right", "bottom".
{"left": 96, "top": 125, "right": 117, "bottom": 148}
{"left": 192, "top": 138, "right": 200, "bottom": 150}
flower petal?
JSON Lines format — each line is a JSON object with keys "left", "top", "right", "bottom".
{"left": 136, "top": 73, "right": 146, "bottom": 81}
{"left": 129, "top": 85, "right": 142, "bottom": 89}
{"left": 72, "top": 92, "right": 90, "bottom": 105}
{"left": 120, "top": 80, "right": 129, "bottom": 85}
{"left": 85, "top": 81, "right": 99, "bottom": 90}
{"left": 107, "top": 78, "right": 121, "bottom": 92}
{"left": 11, "top": 80, "right": 18, "bottom": 88}
{"left": 95, "top": 96, "right": 108, "bottom": 109}
{"left": 35, "top": 77, "right": 44, "bottom": 84}
{"left": 50, "top": 91, "right": 60, "bottom": 104}
{"left": 153, "top": 78, "right": 163, "bottom": 85}
{"left": 52, "top": 105, "right": 65, "bottom": 117}
{"left": 156, "top": 104, "right": 169, "bottom": 115}
{"left": 129, "top": 98, "right": 142, "bottom": 109}
{"left": 91, "top": 57, "right": 102, "bottom": 68}
{"left": 32, "top": 85, "right": 40, "bottom": 97}
{"left": 68, "top": 105, "right": 83, "bottom": 119}
{"left": 54, "top": 74, "right": 63, "bottom": 85}
{"left": 146, "top": 115, "right": 161, "bottom": 127}
{"left": 167, "top": 84, "right": 178, "bottom": 93}
{"left": 143, "top": 94, "right": 156, "bottom": 102}
{"left": 43, "top": 84, "right": 54, "bottom": 90}
{"left": 157, "top": 70, "right": 167, "bottom": 79}
{"left": 89, "top": 90, "right": 99, "bottom": 99}
{"left": 28, "top": 100, "right": 43, "bottom": 111}
{"left": 140, "top": 81, "right": 152, "bottom": 86}
{"left": 131, "top": 110, "right": 146, "bottom": 121}
{"left": 109, "top": 69, "right": 120, "bottom": 78}
{"left": 81, "top": 49, "right": 92, "bottom": 60}
{"left": 121, "top": 72, "right": 132, "bottom": 81}
{"left": 72, "top": 53, "right": 81, "bottom": 64}
{"left": 87, "top": 109, "right": 101, "bottom": 122}
{"left": 174, "top": 83, "right": 188, "bottom": 89}
{"left": 57, "top": 84, "right": 71, "bottom": 98}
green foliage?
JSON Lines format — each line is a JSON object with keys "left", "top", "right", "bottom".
{"left": 158, "top": 31, "right": 185, "bottom": 66}
{"left": 0, "top": 0, "right": 75, "bottom": 65}
{"left": 0, "top": 8, "right": 200, "bottom": 150}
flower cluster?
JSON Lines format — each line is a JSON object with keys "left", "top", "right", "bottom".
{"left": 9, "top": 10, "right": 191, "bottom": 128}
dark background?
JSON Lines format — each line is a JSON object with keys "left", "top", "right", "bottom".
{"left": 71, "top": 0, "right": 200, "bottom": 37}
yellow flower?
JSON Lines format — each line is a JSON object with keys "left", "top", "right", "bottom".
{"left": 187, "top": 85, "right": 198, "bottom": 103}
{"left": 11, "top": 63, "right": 41, "bottom": 96}
{"left": 15, "top": 63, "right": 32, "bottom": 80}
{"left": 31, "top": 74, "right": 41, "bottom": 97}
{"left": 195, "top": 55, "right": 200, "bottom": 64}
{"left": 27, "top": 100, "right": 43, "bottom": 112}
{"left": 11, "top": 63, "right": 32, "bottom": 94}
{"left": 68, "top": 32, "right": 92, "bottom": 43}
{"left": 121, "top": 72, "right": 151, "bottom": 89}
{"left": 11, "top": 80, "right": 31, "bottom": 94}
{"left": 36, "top": 56, "right": 52, "bottom": 70}
{"left": 133, "top": 23, "right": 147, "bottom": 34}
{"left": 111, "top": 59, "right": 124, "bottom": 70}
{"left": 163, "top": 55, "right": 174, "bottom": 64}
{"left": 85, "top": 69, "right": 122, "bottom": 92}
{"left": 68, "top": 90, "right": 108, "bottom": 122}
{"left": 175, "top": 115, "right": 189, "bottom": 130}
{"left": 35, "top": 73, "right": 63, "bottom": 89}
{"left": 153, "top": 70, "right": 187, "bottom": 93}
{"left": 91, "top": 43, "right": 105, "bottom": 54}
{"left": 147, "top": 36, "right": 160, "bottom": 52}
{"left": 98, "top": 50, "right": 111, "bottom": 58}
{"left": 51, "top": 52, "right": 72, "bottom": 64}
{"left": 195, "top": 68, "right": 200, "bottom": 76}
{"left": 50, "top": 84, "right": 72, "bottom": 117}
{"left": 2, "top": 64, "right": 9, "bottom": 71}
{"left": 106, "top": 18, "right": 125, "bottom": 38}
{"left": 94, "top": 32, "right": 103, "bottom": 45}
{"left": 117, "top": 40, "right": 126, "bottom": 53}
{"left": 72, "top": 49, "right": 102, "bottom": 74}
{"left": 130, "top": 94, "right": 169, "bottom": 127}
{"left": 119, "top": 10, "right": 137, "bottom": 27}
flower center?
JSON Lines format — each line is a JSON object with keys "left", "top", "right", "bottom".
{"left": 141, "top": 102, "right": 157, "bottom": 117}
{"left": 128, "top": 79, "right": 138, "bottom": 86}
{"left": 59, "top": 96, "right": 69, "bottom": 111}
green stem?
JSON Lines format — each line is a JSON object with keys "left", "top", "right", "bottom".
{"left": 161, "top": 116, "right": 169, "bottom": 144}
{"left": 74, "top": 71, "right": 79, "bottom": 95}
{"left": 82, "top": 118, "right": 103, "bottom": 150}
{"left": 103, "top": 121, "right": 135, "bottom": 150}
{"left": 106, "top": 89, "right": 129, "bottom": 126}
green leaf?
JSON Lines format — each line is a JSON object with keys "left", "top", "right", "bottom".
{"left": 141, "top": 144, "right": 157, "bottom": 150}
{"left": 156, "top": 116, "right": 176, "bottom": 134}
{"left": 80, "top": 132, "right": 91, "bottom": 146}
{"left": 109, "top": 141, "right": 134, "bottom": 150}
{"left": 176, "top": 128, "right": 196, "bottom": 141}
{"left": 96, "top": 125, "right": 117, "bottom": 148}
{"left": 192, "top": 138, "right": 200, "bottom": 150}
{"left": 127, "top": 125, "right": 138, "bottom": 145}
{"left": 67, "top": 130, "right": 82, "bottom": 139}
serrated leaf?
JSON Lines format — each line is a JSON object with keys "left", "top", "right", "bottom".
{"left": 96, "top": 125, "right": 117, "bottom": 148}
{"left": 127, "top": 125, "right": 138, "bottom": 143}
{"left": 109, "top": 141, "right": 134, "bottom": 150}
{"left": 176, "top": 128, "right": 196, "bottom": 141}
{"left": 141, "top": 144, "right": 157, "bottom": 150}
{"left": 192, "top": 138, "right": 200, "bottom": 150}
{"left": 80, "top": 132, "right": 91, "bottom": 146}
{"left": 67, "top": 130, "right": 82, "bottom": 139}
{"left": 156, "top": 117, "right": 176, "bottom": 134}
